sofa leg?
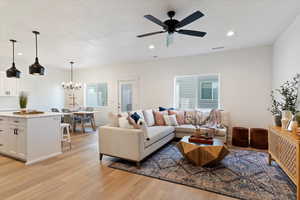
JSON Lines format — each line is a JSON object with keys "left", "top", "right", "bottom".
{"left": 136, "top": 162, "right": 141, "bottom": 169}
{"left": 99, "top": 153, "right": 103, "bottom": 161}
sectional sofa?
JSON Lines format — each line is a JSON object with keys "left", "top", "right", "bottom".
{"left": 99, "top": 109, "right": 230, "bottom": 167}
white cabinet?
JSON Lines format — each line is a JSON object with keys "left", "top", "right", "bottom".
{"left": 0, "top": 117, "right": 26, "bottom": 160}
{"left": 0, "top": 71, "right": 20, "bottom": 96}
{"left": 0, "top": 113, "right": 62, "bottom": 165}
{"left": 0, "top": 118, "right": 7, "bottom": 153}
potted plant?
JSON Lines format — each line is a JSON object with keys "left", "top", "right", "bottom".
{"left": 269, "top": 91, "right": 282, "bottom": 126}
{"left": 269, "top": 75, "right": 300, "bottom": 126}
{"left": 19, "top": 92, "right": 28, "bottom": 113}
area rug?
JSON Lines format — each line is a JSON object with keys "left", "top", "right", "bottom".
{"left": 108, "top": 143, "right": 296, "bottom": 200}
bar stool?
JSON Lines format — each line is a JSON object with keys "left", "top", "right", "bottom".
{"left": 61, "top": 123, "right": 72, "bottom": 150}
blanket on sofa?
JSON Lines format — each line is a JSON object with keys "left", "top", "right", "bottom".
{"left": 205, "top": 109, "right": 222, "bottom": 128}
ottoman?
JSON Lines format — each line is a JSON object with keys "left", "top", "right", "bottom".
{"left": 232, "top": 127, "right": 249, "bottom": 147}
{"left": 250, "top": 128, "right": 268, "bottom": 149}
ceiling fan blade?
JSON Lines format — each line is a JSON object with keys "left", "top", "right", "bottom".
{"left": 177, "top": 30, "right": 207, "bottom": 37}
{"left": 175, "top": 11, "right": 204, "bottom": 28}
{"left": 137, "top": 31, "right": 166, "bottom": 38}
{"left": 144, "top": 15, "right": 168, "bottom": 29}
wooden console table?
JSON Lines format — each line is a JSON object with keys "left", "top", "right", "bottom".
{"left": 268, "top": 126, "right": 300, "bottom": 199}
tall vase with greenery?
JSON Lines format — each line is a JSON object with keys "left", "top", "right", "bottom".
{"left": 19, "top": 92, "right": 28, "bottom": 113}
{"left": 269, "top": 75, "right": 300, "bottom": 126}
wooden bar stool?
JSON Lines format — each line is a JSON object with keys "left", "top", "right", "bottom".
{"left": 232, "top": 127, "right": 249, "bottom": 147}
{"left": 61, "top": 123, "right": 72, "bottom": 150}
{"left": 250, "top": 128, "right": 268, "bottom": 149}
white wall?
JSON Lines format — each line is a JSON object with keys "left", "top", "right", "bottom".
{"left": 273, "top": 14, "right": 300, "bottom": 89}
{"left": 0, "top": 59, "right": 67, "bottom": 111}
{"left": 77, "top": 45, "right": 273, "bottom": 128}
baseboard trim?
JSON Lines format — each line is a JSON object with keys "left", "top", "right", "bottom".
{"left": 25, "top": 152, "right": 62, "bottom": 165}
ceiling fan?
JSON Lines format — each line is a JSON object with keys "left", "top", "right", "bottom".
{"left": 137, "top": 10, "right": 207, "bottom": 46}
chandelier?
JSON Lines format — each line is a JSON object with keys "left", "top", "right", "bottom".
{"left": 62, "top": 61, "right": 82, "bottom": 90}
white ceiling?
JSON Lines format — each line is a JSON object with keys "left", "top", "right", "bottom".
{"left": 0, "top": 0, "right": 299, "bottom": 69}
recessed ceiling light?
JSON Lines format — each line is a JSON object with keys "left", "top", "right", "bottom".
{"left": 149, "top": 44, "right": 155, "bottom": 49}
{"left": 226, "top": 31, "right": 235, "bottom": 37}
{"left": 17, "top": 52, "right": 23, "bottom": 56}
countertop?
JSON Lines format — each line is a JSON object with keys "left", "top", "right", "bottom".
{"left": 0, "top": 112, "right": 62, "bottom": 119}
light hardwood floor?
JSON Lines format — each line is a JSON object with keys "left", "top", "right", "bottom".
{"left": 0, "top": 130, "right": 235, "bottom": 200}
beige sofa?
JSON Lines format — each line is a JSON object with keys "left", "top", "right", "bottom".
{"left": 99, "top": 109, "right": 230, "bottom": 167}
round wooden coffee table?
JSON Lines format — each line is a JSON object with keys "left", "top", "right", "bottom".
{"left": 177, "top": 136, "right": 229, "bottom": 166}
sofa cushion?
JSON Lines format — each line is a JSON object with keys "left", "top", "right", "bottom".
{"left": 184, "top": 110, "right": 196, "bottom": 124}
{"left": 169, "top": 110, "right": 185, "bottom": 125}
{"left": 130, "top": 112, "right": 141, "bottom": 123}
{"left": 129, "top": 110, "right": 144, "bottom": 120}
{"left": 175, "top": 124, "right": 196, "bottom": 133}
{"left": 159, "top": 107, "right": 175, "bottom": 111}
{"left": 145, "top": 126, "right": 175, "bottom": 147}
{"left": 143, "top": 109, "right": 155, "bottom": 126}
{"left": 154, "top": 111, "right": 168, "bottom": 126}
{"left": 163, "top": 114, "right": 179, "bottom": 126}
{"left": 215, "top": 128, "right": 227, "bottom": 137}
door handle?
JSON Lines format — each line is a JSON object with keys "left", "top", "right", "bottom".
{"left": 15, "top": 129, "right": 18, "bottom": 135}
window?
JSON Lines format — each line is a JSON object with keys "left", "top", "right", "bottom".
{"left": 85, "top": 83, "right": 108, "bottom": 107}
{"left": 175, "top": 75, "right": 219, "bottom": 109}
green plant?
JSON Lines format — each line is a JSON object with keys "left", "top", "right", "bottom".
{"left": 269, "top": 91, "right": 281, "bottom": 116}
{"left": 19, "top": 92, "right": 28, "bottom": 109}
{"left": 269, "top": 74, "right": 300, "bottom": 115}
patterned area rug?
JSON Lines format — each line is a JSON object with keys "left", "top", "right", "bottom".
{"left": 108, "top": 143, "right": 296, "bottom": 200}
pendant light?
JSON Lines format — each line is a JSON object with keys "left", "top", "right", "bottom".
{"left": 29, "top": 31, "right": 45, "bottom": 75}
{"left": 6, "top": 39, "right": 21, "bottom": 78}
{"left": 62, "top": 61, "right": 82, "bottom": 90}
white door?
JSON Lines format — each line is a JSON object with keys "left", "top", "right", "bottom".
{"left": 118, "top": 80, "right": 139, "bottom": 113}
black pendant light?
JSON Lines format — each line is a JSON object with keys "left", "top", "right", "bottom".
{"left": 29, "top": 31, "right": 45, "bottom": 75}
{"left": 6, "top": 39, "right": 21, "bottom": 78}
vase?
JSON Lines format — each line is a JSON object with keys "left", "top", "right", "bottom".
{"left": 295, "top": 112, "right": 300, "bottom": 125}
{"left": 274, "top": 115, "right": 282, "bottom": 127}
{"left": 281, "top": 119, "right": 290, "bottom": 130}
{"left": 282, "top": 110, "right": 293, "bottom": 121}
{"left": 288, "top": 121, "right": 298, "bottom": 133}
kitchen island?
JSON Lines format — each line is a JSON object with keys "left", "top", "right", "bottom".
{"left": 0, "top": 112, "right": 62, "bottom": 165}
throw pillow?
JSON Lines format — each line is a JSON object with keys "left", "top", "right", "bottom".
{"left": 143, "top": 109, "right": 155, "bottom": 126}
{"left": 163, "top": 114, "right": 179, "bottom": 126}
{"left": 154, "top": 111, "right": 168, "bottom": 126}
{"left": 195, "top": 109, "right": 211, "bottom": 125}
{"left": 184, "top": 110, "right": 196, "bottom": 124}
{"left": 127, "top": 116, "right": 143, "bottom": 129}
{"left": 129, "top": 110, "right": 144, "bottom": 120}
{"left": 130, "top": 112, "right": 141, "bottom": 123}
{"left": 119, "top": 116, "right": 134, "bottom": 129}
{"left": 168, "top": 110, "right": 185, "bottom": 125}
{"left": 159, "top": 107, "right": 175, "bottom": 111}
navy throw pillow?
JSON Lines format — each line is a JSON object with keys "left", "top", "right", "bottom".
{"left": 159, "top": 107, "right": 175, "bottom": 111}
{"left": 130, "top": 112, "right": 140, "bottom": 123}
